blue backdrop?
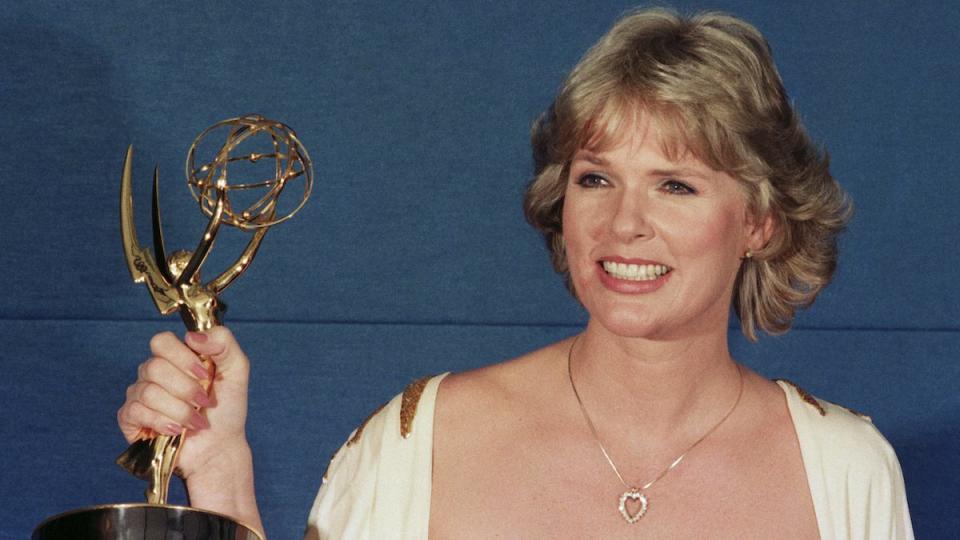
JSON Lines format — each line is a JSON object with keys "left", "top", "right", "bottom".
{"left": 1, "top": 1, "right": 957, "bottom": 538}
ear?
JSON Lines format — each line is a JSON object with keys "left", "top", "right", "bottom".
{"left": 744, "top": 210, "right": 775, "bottom": 252}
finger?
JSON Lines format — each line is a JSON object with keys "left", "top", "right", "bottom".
{"left": 125, "top": 381, "right": 210, "bottom": 432}
{"left": 184, "top": 326, "right": 249, "bottom": 376}
{"left": 117, "top": 399, "right": 184, "bottom": 441}
{"left": 137, "top": 356, "right": 213, "bottom": 409}
{"left": 149, "top": 331, "right": 211, "bottom": 382}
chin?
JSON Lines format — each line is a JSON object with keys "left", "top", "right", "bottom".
{"left": 589, "top": 308, "right": 669, "bottom": 340}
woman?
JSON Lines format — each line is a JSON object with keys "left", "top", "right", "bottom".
{"left": 118, "top": 8, "right": 913, "bottom": 539}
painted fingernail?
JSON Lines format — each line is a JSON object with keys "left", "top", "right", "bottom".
{"left": 191, "top": 363, "right": 210, "bottom": 380}
{"left": 164, "top": 423, "right": 184, "bottom": 436}
{"left": 187, "top": 331, "right": 208, "bottom": 344}
{"left": 194, "top": 391, "right": 213, "bottom": 408}
{"left": 190, "top": 412, "right": 210, "bottom": 431}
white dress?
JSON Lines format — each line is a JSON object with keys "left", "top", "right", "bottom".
{"left": 307, "top": 374, "right": 914, "bottom": 539}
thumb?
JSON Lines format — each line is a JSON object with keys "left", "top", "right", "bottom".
{"left": 184, "top": 326, "right": 249, "bottom": 375}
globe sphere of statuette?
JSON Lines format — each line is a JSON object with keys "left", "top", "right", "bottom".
{"left": 186, "top": 114, "right": 313, "bottom": 231}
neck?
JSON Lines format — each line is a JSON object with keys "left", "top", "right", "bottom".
{"left": 568, "top": 319, "right": 742, "bottom": 444}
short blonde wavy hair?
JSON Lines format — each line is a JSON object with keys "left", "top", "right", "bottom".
{"left": 524, "top": 8, "right": 851, "bottom": 341}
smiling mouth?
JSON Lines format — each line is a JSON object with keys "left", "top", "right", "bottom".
{"left": 601, "top": 261, "right": 672, "bottom": 281}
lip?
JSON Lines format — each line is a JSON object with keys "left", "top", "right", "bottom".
{"left": 600, "top": 255, "right": 667, "bottom": 265}
{"left": 595, "top": 257, "right": 672, "bottom": 294}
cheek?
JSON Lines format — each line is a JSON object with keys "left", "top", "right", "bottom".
{"left": 560, "top": 199, "right": 596, "bottom": 291}
{"left": 561, "top": 195, "right": 597, "bottom": 262}
{"left": 669, "top": 203, "right": 746, "bottom": 265}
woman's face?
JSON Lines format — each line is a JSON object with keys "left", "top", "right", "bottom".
{"left": 562, "top": 115, "right": 769, "bottom": 340}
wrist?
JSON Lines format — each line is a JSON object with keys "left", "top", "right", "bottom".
{"left": 184, "top": 441, "right": 264, "bottom": 537}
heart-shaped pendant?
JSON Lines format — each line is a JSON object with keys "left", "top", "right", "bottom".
{"left": 618, "top": 488, "right": 648, "bottom": 523}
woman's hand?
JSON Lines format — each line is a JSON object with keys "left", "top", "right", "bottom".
{"left": 117, "top": 327, "right": 263, "bottom": 534}
{"left": 118, "top": 326, "right": 249, "bottom": 478}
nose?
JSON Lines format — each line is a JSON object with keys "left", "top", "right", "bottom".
{"left": 609, "top": 190, "right": 653, "bottom": 241}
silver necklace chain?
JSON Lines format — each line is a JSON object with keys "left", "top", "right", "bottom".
{"left": 566, "top": 336, "right": 745, "bottom": 523}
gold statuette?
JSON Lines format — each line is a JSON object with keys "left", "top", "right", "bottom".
{"left": 34, "top": 114, "right": 312, "bottom": 540}
{"left": 117, "top": 114, "right": 313, "bottom": 504}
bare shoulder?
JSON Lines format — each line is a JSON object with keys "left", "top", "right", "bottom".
{"left": 429, "top": 338, "right": 577, "bottom": 537}
{"left": 704, "top": 368, "right": 822, "bottom": 539}
{"left": 433, "top": 340, "right": 569, "bottom": 456}
{"left": 433, "top": 338, "right": 573, "bottom": 448}
{"left": 734, "top": 369, "right": 806, "bottom": 453}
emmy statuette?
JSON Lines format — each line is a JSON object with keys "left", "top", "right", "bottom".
{"left": 33, "top": 115, "right": 313, "bottom": 539}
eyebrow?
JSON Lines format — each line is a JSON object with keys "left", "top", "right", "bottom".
{"left": 649, "top": 168, "right": 710, "bottom": 180}
{"left": 572, "top": 151, "right": 712, "bottom": 180}
{"left": 571, "top": 151, "right": 608, "bottom": 166}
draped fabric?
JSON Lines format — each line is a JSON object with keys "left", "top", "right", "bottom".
{"left": 309, "top": 375, "right": 913, "bottom": 539}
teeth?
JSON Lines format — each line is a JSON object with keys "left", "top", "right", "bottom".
{"left": 602, "top": 261, "right": 671, "bottom": 281}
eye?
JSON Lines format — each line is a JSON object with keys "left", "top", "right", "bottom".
{"left": 660, "top": 179, "right": 696, "bottom": 195}
{"left": 575, "top": 173, "right": 609, "bottom": 188}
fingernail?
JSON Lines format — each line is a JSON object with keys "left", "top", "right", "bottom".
{"left": 190, "top": 412, "right": 210, "bottom": 431}
{"left": 194, "top": 391, "right": 213, "bottom": 408}
{"left": 187, "top": 331, "right": 208, "bottom": 344}
{"left": 164, "top": 423, "right": 184, "bottom": 436}
{"left": 191, "top": 363, "right": 210, "bottom": 380}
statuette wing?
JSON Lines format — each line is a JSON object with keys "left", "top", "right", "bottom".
{"left": 121, "top": 146, "right": 179, "bottom": 314}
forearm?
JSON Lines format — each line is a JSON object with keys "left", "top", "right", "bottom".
{"left": 185, "top": 442, "right": 265, "bottom": 538}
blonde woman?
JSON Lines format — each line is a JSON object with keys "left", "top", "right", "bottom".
{"left": 119, "top": 8, "right": 913, "bottom": 539}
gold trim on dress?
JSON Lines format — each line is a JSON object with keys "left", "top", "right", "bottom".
{"left": 324, "top": 376, "right": 435, "bottom": 481}
{"left": 400, "top": 376, "right": 433, "bottom": 439}
{"left": 843, "top": 405, "right": 872, "bottom": 421}
{"left": 776, "top": 379, "right": 827, "bottom": 416}
{"left": 322, "top": 446, "right": 341, "bottom": 484}
{"left": 347, "top": 402, "right": 388, "bottom": 447}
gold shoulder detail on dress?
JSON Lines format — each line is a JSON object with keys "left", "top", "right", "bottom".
{"left": 347, "top": 401, "right": 388, "bottom": 447}
{"left": 323, "top": 399, "right": 388, "bottom": 482}
{"left": 776, "top": 379, "right": 826, "bottom": 416}
{"left": 322, "top": 446, "right": 340, "bottom": 483}
{"left": 843, "top": 405, "right": 872, "bottom": 421}
{"left": 400, "top": 375, "right": 433, "bottom": 439}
